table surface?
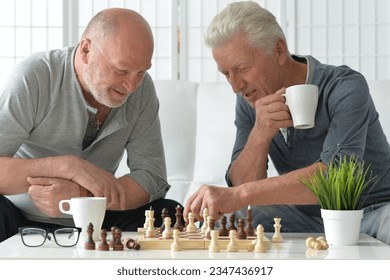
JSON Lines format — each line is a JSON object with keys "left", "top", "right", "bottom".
{"left": 0, "top": 232, "right": 389, "bottom": 260}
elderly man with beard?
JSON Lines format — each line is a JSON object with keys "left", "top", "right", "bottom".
{"left": 0, "top": 8, "right": 180, "bottom": 242}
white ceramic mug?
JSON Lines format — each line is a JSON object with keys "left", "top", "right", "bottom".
{"left": 284, "top": 84, "right": 319, "bottom": 129}
{"left": 59, "top": 197, "right": 106, "bottom": 244}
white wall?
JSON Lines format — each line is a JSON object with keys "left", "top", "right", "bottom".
{"left": 0, "top": 0, "right": 389, "bottom": 86}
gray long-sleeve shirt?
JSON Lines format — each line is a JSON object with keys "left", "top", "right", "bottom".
{"left": 0, "top": 47, "right": 170, "bottom": 224}
{"left": 227, "top": 55, "right": 390, "bottom": 208}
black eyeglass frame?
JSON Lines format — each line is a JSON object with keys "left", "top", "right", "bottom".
{"left": 18, "top": 226, "right": 82, "bottom": 247}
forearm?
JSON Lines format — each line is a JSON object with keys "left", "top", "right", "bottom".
{"left": 0, "top": 156, "right": 74, "bottom": 195}
{"left": 237, "top": 162, "right": 326, "bottom": 206}
{"left": 229, "top": 130, "right": 271, "bottom": 186}
{"left": 115, "top": 176, "right": 149, "bottom": 210}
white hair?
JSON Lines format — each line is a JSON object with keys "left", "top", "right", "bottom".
{"left": 204, "top": 1, "right": 286, "bottom": 55}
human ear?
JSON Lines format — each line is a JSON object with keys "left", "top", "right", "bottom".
{"left": 274, "top": 38, "right": 288, "bottom": 65}
{"left": 79, "top": 38, "right": 92, "bottom": 63}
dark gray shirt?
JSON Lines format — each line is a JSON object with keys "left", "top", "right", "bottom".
{"left": 227, "top": 55, "right": 390, "bottom": 207}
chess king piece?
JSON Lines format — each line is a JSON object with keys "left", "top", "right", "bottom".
{"left": 272, "top": 216, "right": 283, "bottom": 243}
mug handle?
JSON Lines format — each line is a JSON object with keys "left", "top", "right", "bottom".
{"left": 281, "top": 93, "right": 288, "bottom": 105}
{"left": 58, "top": 199, "right": 71, "bottom": 214}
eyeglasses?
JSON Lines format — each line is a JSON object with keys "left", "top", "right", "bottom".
{"left": 19, "top": 227, "right": 81, "bottom": 247}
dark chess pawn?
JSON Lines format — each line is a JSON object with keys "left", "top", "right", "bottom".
{"left": 219, "top": 216, "right": 229, "bottom": 236}
{"left": 98, "top": 229, "right": 109, "bottom": 251}
{"left": 237, "top": 219, "right": 247, "bottom": 240}
{"left": 113, "top": 229, "right": 124, "bottom": 251}
{"left": 123, "top": 238, "right": 141, "bottom": 250}
{"left": 228, "top": 213, "right": 237, "bottom": 231}
{"left": 109, "top": 226, "right": 118, "bottom": 249}
{"left": 84, "top": 222, "right": 96, "bottom": 250}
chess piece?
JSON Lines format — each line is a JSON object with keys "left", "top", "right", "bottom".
{"left": 144, "top": 209, "right": 150, "bottom": 229}
{"left": 237, "top": 219, "right": 247, "bottom": 239}
{"left": 272, "top": 216, "right": 283, "bottom": 243}
{"left": 109, "top": 226, "right": 118, "bottom": 249}
{"left": 145, "top": 209, "right": 156, "bottom": 237}
{"left": 228, "top": 213, "right": 237, "bottom": 231}
{"left": 206, "top": 217, "right": 216, "bottom": 239}
{"left": 113, "top": 229, "right": 124, "bottom": 251}
{"left": 306, "top": 236, "right": 322, "bottom": 250}
{"left": 218, "top": 216, "right": 229, "bottom": 236}
{"left": 98, "top": 229, "right": 109, "bottom": 251}
{"left": 160, "top": 208, "right": 169, "bottom": 233}
{"left": 84, "top": 222, "right": 96, "bottom": 250}
{"left": 173, "top": 205, "right": 184, "bottom": 231}
{"left": 123, "top": 238, "right": 141, "bottom": 250}
{"left": 245, "top": 205, "right": 255, "bottom": 236}
{"left": 208, "top": 230, "right": 220, "bottom": 252}
{"left": 204, "top": 216, "right": 212, "bottom": 238}
{"left": 186, "top": 212, "right": 197, "bottom": 233}
{"left": 227, "top": 230, "right": 238, "bottom": 252}
{"left": 162, "top": 217, "right": 173, "bottom": 239}
{"left": 305, "top": 236, "right": 328, "bottom": 250}
{"left": 316, "top": 236, "right": 329, "bottom": 250}
{"left": 254, "top": 224, "right": 266, "bottom": 253}
{"left": 201, "top": 208, "right": 209, "bottom": 234}
{"left": 170, "top": 229, "right": 182, "bottom": 251}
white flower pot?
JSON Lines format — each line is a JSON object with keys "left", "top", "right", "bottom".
{"left": 321, "top": 209, "right": 364, "bottom": 246}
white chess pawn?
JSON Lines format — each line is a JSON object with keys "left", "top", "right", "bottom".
{"left": 186, "top": 212, "right": 197, "bottom": 233}
{"left": 170, "top": 229, "right": 182, "bottom": 251}
{"left": 145, "top": 210, "right": 156, "bottom": 238}
{"left": 208, "top": 230, "right": 220, "bottom": 252}
{"left": 272, "top": 217, "right": 283, "bottom": 243}
{"left": 254, "top": 224, "right": 267, "bottom": 253}
{"left": 162, "top": 217, "right": 173, "bottom": 239}
{"left": 227, "top": 230, "right": 238, "bottom": 252}
{"left": 201, "top": 208, "right": 209, "bottom": 234}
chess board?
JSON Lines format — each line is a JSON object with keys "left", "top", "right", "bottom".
{"left": 136, "top": 228, "right": 270, "bottom": 251}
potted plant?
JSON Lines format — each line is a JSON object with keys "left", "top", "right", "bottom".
{"left": 300, "top": 155, "right": 376, "bottom": 246}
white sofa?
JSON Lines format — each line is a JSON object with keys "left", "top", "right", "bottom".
{"left": 116, "top": 80, "right": 390, "bottom": 206}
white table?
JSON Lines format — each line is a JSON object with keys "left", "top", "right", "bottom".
{"left": 0, "top": 232, "right": 389, "bottom": 260}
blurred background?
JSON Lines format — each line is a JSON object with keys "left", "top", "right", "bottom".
{"left": 0, "top": 0, "right": 389, "bottom": 86}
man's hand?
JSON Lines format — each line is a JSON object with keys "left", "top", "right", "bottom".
{"left": 28, "top": 177, "right": 81, "bottom": 217}
{"left": 61, "top": 156, "right": 121, "bottom": 209}
{"left": 184, "top": 184, "right": 244, "bottom": 223}
{"left": 253, "top": 87, "right": 292, "bottom": 141}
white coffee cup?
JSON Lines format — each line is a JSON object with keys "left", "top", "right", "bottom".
{"left": 59, "top": 197, "right": 106, "bottom": 244}
{"left": 284, "top": 84, "right": 319, "bottom": 129}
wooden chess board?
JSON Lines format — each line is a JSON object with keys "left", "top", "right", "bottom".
{"left": 136, "top": 228, "right": 270, "bottom": 251}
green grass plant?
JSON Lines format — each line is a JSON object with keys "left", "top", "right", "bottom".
{"left": 300, "top": 156, "right": 376, "bottom": 210}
